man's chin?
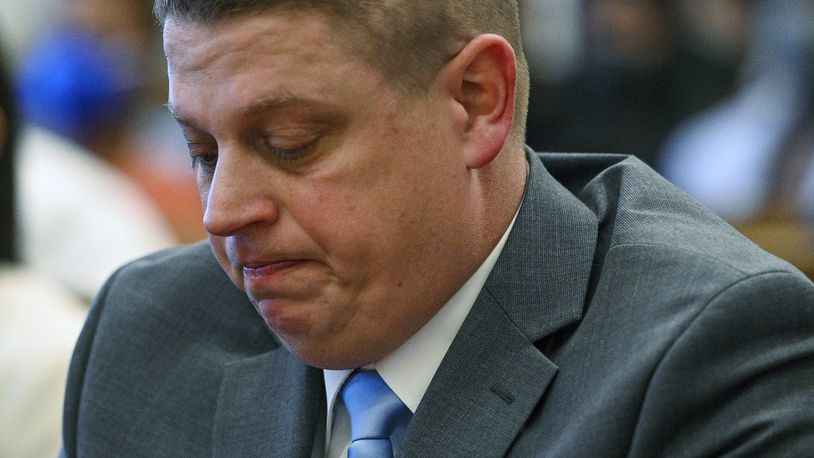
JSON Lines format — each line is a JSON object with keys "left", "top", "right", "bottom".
{"left": 253, "top": 297, "right": 314, "bottom": 335}
{"left": 275, "top": 324, "right": 402, "bottom": 370}
{"left": 280, "top": 338, "right": 376, "bottom": 370}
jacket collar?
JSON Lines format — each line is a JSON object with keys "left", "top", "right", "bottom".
{"left": 486, "top": 149, "right": 599, "bottom": 341}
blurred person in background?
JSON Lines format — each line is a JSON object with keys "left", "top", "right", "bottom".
{"left": 15, "top": 0, "right": 154, "bottom": 153}
{"left": 15, "top": 0, "right": 205, "bottom": 243}
{"left": 9, "top": 2, "right": 179, "bottom": 300}
{"left": 522, "top": 0, "right": 747, "bottom": 165}
{"left": 661, "top": 0, "right": 814, "bottom": 277}
{"left": 0, "top": 42, "right": 86, "bottom": 458}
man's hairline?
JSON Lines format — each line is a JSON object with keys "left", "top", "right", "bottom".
{"left": 160, "top": 7, "right": 528, "bottom": 148}
{"left": 160, "top": 7, "right": 438, "bottom": 98}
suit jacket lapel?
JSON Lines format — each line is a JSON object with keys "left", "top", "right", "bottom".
{"left": 213, "top": 346, "right": 325, "bottom": 458}
{"left": 486, "top": 150, "right": 599, "bottom": 342}
{"left": 398, "top": 290, "right": 559, "bottom": 457}
{"left": 399, "top": 151, "right": 598, "bottom": 456}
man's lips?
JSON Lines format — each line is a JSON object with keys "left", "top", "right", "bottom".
{"left": 242, "top": 260, "right": 304, "bottom": 280}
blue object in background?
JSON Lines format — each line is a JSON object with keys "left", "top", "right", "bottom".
{"left": 16, "top": 29, "right": 132, "bottom": 143}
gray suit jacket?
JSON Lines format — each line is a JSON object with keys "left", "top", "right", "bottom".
{"left": 62, "top": 153, "right": 814, "bottom": 457}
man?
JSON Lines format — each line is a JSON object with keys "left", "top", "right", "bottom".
{"left": 62, "top": 1, "right": 814, "bottom": 456}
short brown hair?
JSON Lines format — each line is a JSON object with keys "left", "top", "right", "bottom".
{"left": 154, "top": 0, "right": 529, "bottom": 141}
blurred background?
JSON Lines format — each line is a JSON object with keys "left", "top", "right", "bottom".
{"left": 0, "top": 0, "right": 812, "bottom": 456}
{"left": 520, "top": 0, "right": 814, "bottom": 278}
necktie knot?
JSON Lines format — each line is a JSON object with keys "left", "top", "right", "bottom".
{"left": 339, "top": 370, "right": 411, "bottom": 457}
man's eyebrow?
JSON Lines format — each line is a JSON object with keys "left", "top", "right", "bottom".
{"left": 240, "top": 94, "right": 334, "bottom": 118}
{"left": 163, "top": 95, "right": 337, "bottom": 130}
{"left": 165, "top": 104, "right": 211, "bottom": 135}
{"left": 242, "top": 95, "right": 298, "bottom": 116}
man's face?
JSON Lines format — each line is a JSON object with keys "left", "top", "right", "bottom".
{"left": 164, "top": 11, "right": 482, "bottom": 369}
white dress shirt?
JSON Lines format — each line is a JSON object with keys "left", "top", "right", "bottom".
{"left": 321, "top": 207, "right": 521, "bottom": 458}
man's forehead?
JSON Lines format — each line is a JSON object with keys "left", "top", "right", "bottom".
{"left": 162, "top": 10, "right": 390, "bottom": 130}
{"left": 162, "top": 10, "right": 341, "bottom": 73}
{"left": 163, "top": 17, "right": 254, "bottom": 74}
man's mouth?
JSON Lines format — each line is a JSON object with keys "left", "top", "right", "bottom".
{"left": 242, "top": 260, "right": 305, "bottom": 280}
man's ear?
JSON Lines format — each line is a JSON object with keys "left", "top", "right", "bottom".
{"left": 441, "top": 34, "right": 517, "bottom": 169}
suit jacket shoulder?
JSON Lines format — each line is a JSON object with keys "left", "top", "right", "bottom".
{"left": 62, "top": 243, "right": 279, "bottom": 456}
{"left": 401, "top": 152, "right": 814, "bottom": 456}
{"left": 503, "top": 153, "right": 814, "bottom": 456}
{"left": 542, "top": 152, "right": 796, "bottom": 275}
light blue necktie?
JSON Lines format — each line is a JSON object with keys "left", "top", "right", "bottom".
{"left": 339, "top": 370, "right": 412, "bottom": 458}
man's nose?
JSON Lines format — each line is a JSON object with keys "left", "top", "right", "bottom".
{"left": 202, "top": 150, "right": 279, "bottom": 236}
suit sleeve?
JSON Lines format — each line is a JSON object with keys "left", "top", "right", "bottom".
{"left": 628, "top": 271, "right": 814, "bottom": 457}
{"left": 60, "top": 268, "right": 121, "bottom": 458}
